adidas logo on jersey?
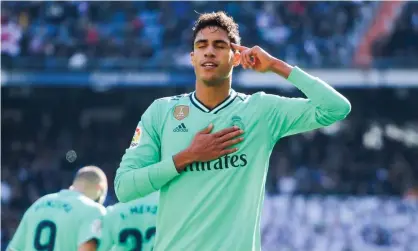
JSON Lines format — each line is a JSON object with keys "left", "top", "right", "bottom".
{"left": 173, "top": 123, "right": 188, "bottom": 132}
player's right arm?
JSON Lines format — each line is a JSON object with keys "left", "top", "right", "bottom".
{"left": 115, "top": 100, "right": 244, "bottom": 202}
{"left": 115, "top": 100, "right": 183, "bottom": 202}
{"left": 7, "top": 210, "right": 30, "bottom": 251}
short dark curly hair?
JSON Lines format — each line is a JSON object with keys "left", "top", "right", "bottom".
{"left": 192, "top": 11, "right": 241, "bottom": 51}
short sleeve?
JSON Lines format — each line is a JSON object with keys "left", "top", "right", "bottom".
{"left": 77, "top": 206, "right": 106, "bottom": 246}
{"left": 96, "top": 212, "right": 115, "bottom": 251}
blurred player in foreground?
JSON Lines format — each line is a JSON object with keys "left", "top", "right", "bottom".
{"left": 94, "top": 192, "right": 159, "bottom": 251}
{"left": 115, "top": 11, "right": 351, "bottom": 251}
{"left": 7, "top": 166, "right": 108, "bottom": 251}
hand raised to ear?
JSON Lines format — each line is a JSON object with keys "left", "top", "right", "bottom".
{"left": 231, "top": 43, "right": 275, "bottom": 73}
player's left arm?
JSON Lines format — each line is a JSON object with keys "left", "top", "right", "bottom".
{"left": 231, "top": 43, "right": 351, "bottom": 141}
{"left": 95, "top": 208, "right": 115, "bottom": 251}
{"left": 77, "top": 206, "right": 107, "bottom": 249}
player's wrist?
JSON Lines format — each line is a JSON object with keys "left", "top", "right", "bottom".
{"left": 270, "top": 58, "right": 293, "bottom": 79}
{"left": 173, "top": 149, "right": 196, "bottom": 172}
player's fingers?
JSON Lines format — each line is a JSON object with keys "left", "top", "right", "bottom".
{"left": 242, "top": 51, "right": 253, "bottom": 69}
{"left": 220, "top": 137, "right": 244, "bottom": 149}
{"left": 245, "top": 52, "right": 254, "bottom": 68}
{"left": 213, "top": 126, "right": 239, "bottom": 138}
{"left": 231, "top": 43, "right": 249, "bottom": 52}
{"left": 218, "top": 130, "right": 244, "bottom": 143}
{"left": 220, "top": 147, "right": 239, "bottom": 156}
{"left": 239, "top": 52, "right": 250, "bottom": 69}
{"left": 199, "top": 123, "right": 214, "bottom": 134}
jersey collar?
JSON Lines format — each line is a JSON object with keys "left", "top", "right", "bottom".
{"left": 190, "top": 89, "right": 237, "bottom": 114}
{"left": 60, "top": 189, "right": 82, "bottom": 197}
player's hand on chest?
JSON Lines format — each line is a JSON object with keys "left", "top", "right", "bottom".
{"left": 162, "top": 108, "right": 253, "bottom": 157}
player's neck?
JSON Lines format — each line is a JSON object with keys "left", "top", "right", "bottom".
{"left": 69, "top": 185, "right": 83, "bottom": 194}
{"left": 195, "top": 81, "right": 231, "bottom": 110}
{"left": 70, "top": 184, "right": 91, "bottom": 199}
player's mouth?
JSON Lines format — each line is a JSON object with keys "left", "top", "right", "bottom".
{"left": 201, "top": 61, "right": 218, "bottom": 70}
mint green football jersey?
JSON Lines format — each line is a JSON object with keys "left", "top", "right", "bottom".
{"left": 7, "top": 189, "right": 106, "bottom": 251}
{"left": 115, "top": 67, "right": 351, "bottom": 251}
{"left": 97, "top": 192, "right": 159, "bottom": 251}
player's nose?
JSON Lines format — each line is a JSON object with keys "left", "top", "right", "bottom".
{"left": 204, "top": 46, "right": 216, "bottom": 58}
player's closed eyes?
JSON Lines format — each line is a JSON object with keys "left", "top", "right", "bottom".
{"left": 195, "top": 44, "right": 227, "bottom": 50}
{"left": 196, "top": 46, "right": 225, "bottom": 50}
{"left": 214, "top": 42, "right": 228, "bottom": 49}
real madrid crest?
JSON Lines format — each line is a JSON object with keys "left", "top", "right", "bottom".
{"left": 231, "top": 115, "right": 245, "bottom": 130}
{"left": 173, "top": 105, "right": 190, "bottom": 121}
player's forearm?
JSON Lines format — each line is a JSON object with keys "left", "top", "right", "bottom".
{"left": 115, "top": 156, "right": 180, "bottom": 202}
{"left": 272, "top": 61, "right": 351, "bottom": 121}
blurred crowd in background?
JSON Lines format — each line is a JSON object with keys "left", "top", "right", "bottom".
{"left": 2, "top": 87, "right": 418, "bottom": 249}
{"left": 1, "top": 1, "right": 418, "bottom": 69}
{"left": 261, "top": 196, "right": 418, "bottom": 251}
{"left": 2, "top": 1, "right": 418, "bottom": 250}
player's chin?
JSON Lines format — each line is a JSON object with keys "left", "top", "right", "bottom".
{"left": 200, "top": 72, "right": 215, "bottom": 80}
{"left": 201, "top": 75, "right": 222, "bottom": 86}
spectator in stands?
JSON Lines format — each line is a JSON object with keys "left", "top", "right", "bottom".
{"left": 0, "top": 1, "right": 382, "bottom": 70}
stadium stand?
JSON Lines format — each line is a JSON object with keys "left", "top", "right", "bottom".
{"left": 2, "top": 1, "right": 379, "bottom": 69}
{"left": 371, "top": 1, "right": 418, "bottom": 68}
{"left": 261, "top": 196, "right": 418, "bottom": 251}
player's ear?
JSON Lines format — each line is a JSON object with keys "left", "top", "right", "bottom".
{"left": 95, "top": 183, "right": 106, "bottom": 204}
{"left": 190, "top": 51, "right": 195, "bottom": 67}
{"left": 232, "top": 50, "right": 241, "bottom": 67}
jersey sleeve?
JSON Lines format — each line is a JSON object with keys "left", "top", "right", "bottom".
{"left": 114, "top": 100, "right": 180, "bottom": 202}
{"left": 260, "top": 67, "right": 351, "bottom": 144}
{"left": 7, "top": 210, "right": 30, "bottom": 251}
{"left": 77, "top": 206, "right": 106, "bottom": 247}
{"left": 96, "top": 208, "right": 116, "bottom": 251}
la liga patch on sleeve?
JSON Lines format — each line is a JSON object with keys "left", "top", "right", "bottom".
{"left": 129, "top": 126, "right": 142, "bottom": 149}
